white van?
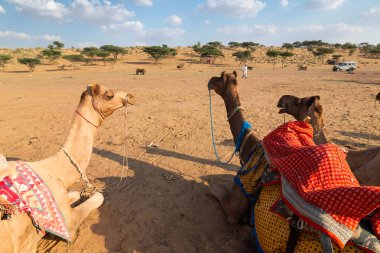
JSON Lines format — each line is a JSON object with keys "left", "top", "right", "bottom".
{"left": 332, "top": 61, "right": 357, "bottom": 71}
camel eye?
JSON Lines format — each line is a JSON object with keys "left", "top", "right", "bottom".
{"left": 105, "top": 91, "right": 114, "bottom": 100}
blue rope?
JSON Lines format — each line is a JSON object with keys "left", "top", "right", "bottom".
{"left": 208, "top": 89, "right": 235, "bottom": 164}
{"left": 235, "top": 121, "right": 252, "bottom": 155}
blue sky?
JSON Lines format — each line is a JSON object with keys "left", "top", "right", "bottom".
{"left": 0, "top": 0, "right": 379, "bottom": 48}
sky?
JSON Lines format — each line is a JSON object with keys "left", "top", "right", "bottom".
{"left": 0, "top": 0, "right": 379, "bottom": 48}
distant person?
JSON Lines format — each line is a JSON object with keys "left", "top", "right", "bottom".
{"left": 242, "top": 64, "right": 248, "bottom": 79}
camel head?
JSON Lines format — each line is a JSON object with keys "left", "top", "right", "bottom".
{"left": 208, "top": 71, "right": 239, "bottom": 99}
{"left": 277, "top": 95, "right": 324, "bottom": 131}
{"left": 376, "top": 92, "right": 380, "bottom": 102}
{"left": 82, "top": 83, "right": 135, "bottom": 119}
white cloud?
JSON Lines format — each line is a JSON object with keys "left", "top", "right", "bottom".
{"left": 0, "top": 31, "right": 61, "bottom": 42}
{"left": 218, "top": 24, "right": 277, "bottom": 35}
{"left": 147, "top": 27, "right": 185, "bottom": 39}
{"left": 306, "top": 0, "right": 346, "bottom": 10}
{"left": 364, "top": 6, "right": 380, "bottom": 16}
{"left": 34, "top": 34, "right": 61, "bottom": 41}
{"left": 101, "top": 21, "right": 145, "bottom": 35}
{"left": 198, "top": 0, "right": 266, "bottom": 18}
{"left": 287, "top": 23, "right": 367, "bottom": 34}
{"left": 0, "top": 5, "right": 6, "bottom": 13}
{"left": 74, "top": 41, "right": 99, "bottom": 48}
{"left": 6, "top": 0, "right": 69, "bottom": 19}
{"left": 280, "top": 0, "right": 288, "bottom": 7}
{"left": 130, "top": 0, "right": 153, "bottom": 6}
{"left": 204, "top": 19, "right": 211, "bottom": 25}
{"left": 71, "top": 0, "right": 134, "bottom": 24}
{"left": 164, "top": 15, "right": 182, "bottom": 26}
{"left": 0, "top": 31, "right": 32, "bottom": 40}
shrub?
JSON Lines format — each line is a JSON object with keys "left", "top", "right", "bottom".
{"left": 0, "top": 54, "right": 12, "bottom": 72}
{"left": 18, "top": 57, "right": 41, "bottom": 72}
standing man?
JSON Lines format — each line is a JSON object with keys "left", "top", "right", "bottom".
{"left": 242, "top": 63, "right": 248, "bottom": 79}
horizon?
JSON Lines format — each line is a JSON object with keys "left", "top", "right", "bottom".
{"left": 0, "top": 0, "right": 380, "bottom": 48}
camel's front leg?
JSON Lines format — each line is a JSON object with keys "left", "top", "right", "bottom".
{"left": 69, "top": 192, "right": 104, "bottom": 234}
{"left": 209, "top": 183, "right": 249, "bottom": 224}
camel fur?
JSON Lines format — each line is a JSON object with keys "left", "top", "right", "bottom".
{"left": 0, "top": 83, "right": 134, "bottom": 253}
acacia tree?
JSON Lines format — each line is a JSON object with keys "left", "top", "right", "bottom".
{"left": 100, "top": 45, "right": 128, "bottom": 59}
{"left": 18, "top": 57, "right": 41, "bottom": 72}
{"left": 232, "top": 51, "right": 253, "bottom": 65}
{"left": 279, "top": 51, "right": 295, "bottom": 68}
{"left": 0, "top": 54, "right": 12, "bottom": 72}
{"left": 62, "top": 54, "right": 86, "bottom": 69}
{"left": 266, "top": 50, "right": 281, "bottom": 70}
{"left": 241, "top": 42, "right": 259, "bottom": 50}
{"left": 143, "top": 46, "right": 177, "bottom": 64}
{"left": 282, "top": 43, "right": 294, "bottom": 51}
{"left": 52, "top": 41, "right": 64, "bottom": 49}
{"left": 42, "top": 41, "right": 64, "bottom": 63}
{"left": 313, "top": 47, "right": 335, "bottom": 64}
{"left": 81, "top": 47, "right": 100, "bottom": 63}
{"left": 228, "top": 42, "right": 240, "bottom": 48}
{"left": 96, "top": 51, "right": 112, "bottom": 65}
{"left": 369, "top": 48, "right": 380, "bottom": 58}
{"left": 207, "top": 41, "right": 223, "bottom": 48}
{"left": 197, "top": 45, "right": 224, "bottom": 64}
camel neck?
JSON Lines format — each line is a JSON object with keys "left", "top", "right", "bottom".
{"left": 224, "top": 91, "right": 260, "bottom": 163}
{"left": 59, "top": 100, "right": 99, "bottom": 186}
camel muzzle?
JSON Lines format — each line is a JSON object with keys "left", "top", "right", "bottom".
{"left": 207, "top": 82, "right": 213, "bottom": 90}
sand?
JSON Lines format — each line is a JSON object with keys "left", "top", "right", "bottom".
{"left": 0, "top": 48, "right": 379, "bottom": 253}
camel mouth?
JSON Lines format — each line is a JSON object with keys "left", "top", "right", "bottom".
{"left": 278, "top": 108, "right": 285, "bottom": 114}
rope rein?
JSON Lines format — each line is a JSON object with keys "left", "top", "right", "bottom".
{"left": 208, "top": 89, "right": 235, "bottom": 164}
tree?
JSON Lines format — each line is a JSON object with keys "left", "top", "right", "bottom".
{"left": 207, "top": 41, "right": 223, "bottom": 48}
{"left": 143, "top": 46, "right": 177, "bottom": 64}
{"left": 266, "top": 50, "right": 281, "bottom": 70}
{"left": 81, "top": 47, "right": 100, "bottom": 63}
{"left": 241, "top": 42, "right": 260, "bottom": 50}
{"left": 228, "top": 42, "right": 240, "bottom": 48}
{"left": 96, "top": 51, "right": 112, "bottom": 65}
{"left": 332, "top": 54, "right": 342, "bottom": 61}
{"left": 41, "top": 48, "right": 62, "bottom": 63}
{"left": 62, "top": 54, "right": 86, "bottom": 69}
{"left": 100, "top": 45, "right": 128, "bottom": 59}
{"left": 17, "top": 57, "right": 41, "bottom": 72}
{"left": 0, "top": 54, "right": 12, "bottom": 72}
{"left": 232, "top": 51, "right": 253, "bottom": 65}
{"left": 313, "top": 47, "right": 335, "bottom": 64}
{"left": 198, "top": 45, "right": 224, "bottom": 64}
{"left": 52, "top": 41, "right": 64, "bottom": 49}
{"left": 282, "top": 43, "right": 294, "bottom": 51}
{"left": 279, "top": 51, "right": 295, "bottom": 68}
{"left": 368, "top": 48, "right": 380, "bottom": 58}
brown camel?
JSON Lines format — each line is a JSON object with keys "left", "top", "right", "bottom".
{"left": 277, "top": 95, "right": 380, "bottom": 186}
{"left": 208, "top": 71, "right": 372, "bottom": 252}
{"left": 0, "top": 83, "right": 134, "bottom": 252}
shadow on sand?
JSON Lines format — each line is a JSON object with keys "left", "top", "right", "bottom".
{"left": 87, "top": 147, "right": 250, "bottom": 252}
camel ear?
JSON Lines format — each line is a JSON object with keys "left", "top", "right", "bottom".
{"left": 306, "top": 96, "right": 317, "bottom": 107}
{"left": 233, "top": 71, "right": 237, "bottom": 77}
{"left": 87, "top": 83, "right": 101, "bottom": 96}
{"left": 127, "top": 93, "right": 135, "bottom": 105}
{"left": 221, "top": 71, "right": 227, "bottom": 81}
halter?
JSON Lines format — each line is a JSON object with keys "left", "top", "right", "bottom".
{"left": 208, "top": 85, "right": 252, "bottom": 164}
{"left": 75, "top": 110, "right": 99, "bottom": 128}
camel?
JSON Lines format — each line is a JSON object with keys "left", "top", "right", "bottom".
{"left": 0, "top": 83, "right": 134, "bottom": 252}
{"left": 177, "top": 63, "right": 184, "bottom": 69}
{"left": 277, "top": 95, "right": 380, "bottom": 186}
{"left": 377, "top": 92, "right": 380, "bottom": 102}
{"left": 298, "top": 65, "right": 307, "bottom": 71}
{"left": 208, "top": 71, "right": 377, "bottom": 252}
{"left": 136, "top": 68, "right": 145, "bottom": 75}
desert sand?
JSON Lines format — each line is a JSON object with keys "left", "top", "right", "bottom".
{"left": 0, "top": 47, "right": 379, "bottom": 252}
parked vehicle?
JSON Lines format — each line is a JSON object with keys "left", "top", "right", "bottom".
{"left": 332, "top": 61, "right": 357, "bottom": 71}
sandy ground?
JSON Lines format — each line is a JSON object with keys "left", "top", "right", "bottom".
{"left": 0, "top": 49, "right": 379, "bottom": 253}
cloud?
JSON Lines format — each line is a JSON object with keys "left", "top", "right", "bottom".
{"left": 164, "top": 15, "right": 182, "bottom": 26}
{"left": 0, "top": 5, "right": 6, "bottom": 13}
{"left": 101, "top": 21, "right": 145, "bottom": 35}
{"left": 280, "top": 0, "right": 288, "bottom": 7}
{"left": 0, "top": 30, "right": 32, "bottom": 40}
{"left": 204, "top": 19, "right": 211, "bottom": 25}
{"left": 287, "top": 23, "right": 367, "bottom": 34}
{"left": 198, "top": 0, "right": 266, "bottom": 18}
{"left": 217, "top": 24, "right": 277, "bottom": 36}
{"left": 130, "top": 0, "right": 153, "bottom": 6}
{"left": 6, "top": 0, "right": 69, "bottom": 19}
{"left": 0, "top": 30, "right": 61, "bottom": 42}
{"left": 364, "top": 6, "right": 380, "bottom": 16}
{"left": 71, "top": 0, "right": 134, "bottom": 24}
{"left": 34, "top": 34, "right": 62, "bottom": 41}
{"left": 306, "top": 0, "right": 346, "bottom": 10}
{"left": 74, "top": 41, "right": 99, "bottom": 48}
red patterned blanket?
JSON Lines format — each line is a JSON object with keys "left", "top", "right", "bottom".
{"left": 0, "top": 161, "right": 70, "bottom": 241}
{"left": 262, "top": 121, "right": 380, "bottom": 248}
